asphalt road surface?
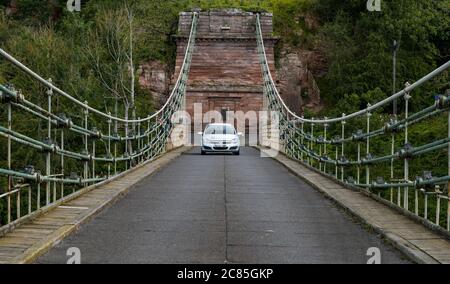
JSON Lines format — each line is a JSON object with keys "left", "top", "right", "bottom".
{"left": 37, "top": 147, "right": 410, "bottom": 264}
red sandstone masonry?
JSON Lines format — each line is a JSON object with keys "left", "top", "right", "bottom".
{"left": 175, "top": 9, "right": 277, "bottom": 124}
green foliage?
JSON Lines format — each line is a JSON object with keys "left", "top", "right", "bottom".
{"left": 0, "top": 1, "right": 158, "bottom": 202}
{"left": 4, "top": 0, "right": 63, "bottom": 26}
{"left": 313, "top": 0, "right": 449, "bottom": 113}
{"left": 333, "top": 93, "right": 361, "bottom": 115}
{"left": 81, "top": 0, "right": 186, "bottom": 64}
{"left": 361, "top": 88, "right": 386, "bottom": 107}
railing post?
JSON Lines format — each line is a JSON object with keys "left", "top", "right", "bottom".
{"left": 155, "top": 114, "right": 159, "bottom": 155}
{"left": 341, "top": 113, "right": 345, "bottom": 181}
{"left": 107, "top": 113, "right": 112, "bottom": 178}
{"left": 53, "top": 180, "right": 56, "bottom": 203}
{"left": 92, "top": 134, "right": 96, "bottom": 181}
{"left": 16, "top": 186, "right": 20, "bottom": 219}
{"left": 125, "top": 114, "right": 129, "bottom": 171}
{"left": 295, "top": 121, "right": 300, "bottom": 160}
{"left": 28, "top": 185, "right": 31, "bottom": 215}
{"left": 447, "top": 98, "right": 450, "bottom": 231}
{"left": 60, "top": 126, "right": 64, "bottom": 198}
{"left": 310, "top": 118, "right": 314, "bottom": 166}
{"left": 404, "top": 83, "right": 411, "bottom": 210}
{"left": 366, "top": 104, "right": 371, "bottom": 185}
{"left": 84, "top": 100, "right": 89, "bottom": 186}
{"left": 390, "top": 130, "right": 395, "bottom": 203}
{"left": 318, "top": 133, "right": 322, "bottom": 171}
{"left": 113, "top": 98, "right": 119, "bottom": 176}
{"left": 147, "top": 116, "right": 151, "bottom": 160}
{"left": 357, "top": 142, "right": 361, "bottom": 185}
{"left": 300, "top": 116, "right": 304, "bottom": 161}
{"left": 46, "top": 79, "right": 53, "bottom": 205}
{"left": 436, "top": 185, "right": 441, "bottom": 225}
{"left": 114, "top": 118, "right": 118, "bottom": 176}
{"left": 138, "top": 118, "right": 141, "bottom": 164}
{"left": 132, "top": 115, "right": 136, "bottom": 164}
{"left": 323, "top": 118, "right": 328, "bottom": 173}
{"left": 7, "top": 99, "right": 11, "bottom": 223}
{"left": 335, "top": 143, "right": 338, "bottom": 178}
{"left": 155, "top": 115, "right": 160, "bottom": 156}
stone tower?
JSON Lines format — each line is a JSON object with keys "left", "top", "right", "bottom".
{"left": 175, "top": 9, "right": 277, "bottom": 126}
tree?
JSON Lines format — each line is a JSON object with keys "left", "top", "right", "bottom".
{"left": 85, "top": 4, "right": 137, "bottom": 158}
{"left": 313, "top": 0, "right": 449, "bottom": 112}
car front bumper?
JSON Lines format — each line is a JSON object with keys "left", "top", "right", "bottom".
{"left": 202, "top": 142, "right": 240, "bottom": 152}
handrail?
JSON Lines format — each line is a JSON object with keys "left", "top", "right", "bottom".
{"left": 256, "top": 14, "right": 450, "bottom": 124}
{"left": 256, "top": 13, "right": 450, "bottom": 232}
{"left": 0, "top": 12, "right": 198, "bottom": 123}
{"left": 0, "top": 12, "right": 198, "bottom": 229}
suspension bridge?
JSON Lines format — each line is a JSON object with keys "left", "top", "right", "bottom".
{"left": 0, "top": 11, "right": 449, "bottom": 264}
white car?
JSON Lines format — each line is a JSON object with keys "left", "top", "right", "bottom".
{"left": 199, "top": 123, "right": 241, "bottom": 155}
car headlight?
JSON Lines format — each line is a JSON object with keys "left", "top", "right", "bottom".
{"left": 203, "top": 138, "right": 211, "bottom": 144}
{"left": 232, "top": 138, "right": 239, "bottom": 143}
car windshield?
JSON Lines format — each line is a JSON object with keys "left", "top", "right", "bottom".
{"left": 204, "top": 125, "right": 235, "bottom": 135}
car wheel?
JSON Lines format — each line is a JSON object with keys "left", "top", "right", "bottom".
{"left": 234, "top": 151, "right": 240, "bottom": 156}
{"left": 201, "top": 150, "right": 206, "bottom": 155}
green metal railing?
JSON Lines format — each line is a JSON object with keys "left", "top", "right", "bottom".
{"left": 256, "top": 14, "right": 450, "bottom": 231}
{"left": 0, "top": 13, "right": 198, "bottom": 230}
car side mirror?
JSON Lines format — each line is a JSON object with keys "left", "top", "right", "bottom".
{"left": 197, "top": 132, "right": 203, "bottom": 135}
{"left": 237, "top": 132, "right": 243, "bottom": 136}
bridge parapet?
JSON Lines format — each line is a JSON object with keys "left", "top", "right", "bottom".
{"left": 0, "top": 13, "right": 199, "bottom": 232}
{"left": 178, "top": 9, "right": 273, "bottom": 38}
{"left": 256, "top": 14, "right": 450, "bottom": 234}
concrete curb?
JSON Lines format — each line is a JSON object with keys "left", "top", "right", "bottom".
{"left": 258, "top": 147, "right": 440, "bottom": 264}
{"left": 5, "top": 146, "right": 191, "bottom": 264}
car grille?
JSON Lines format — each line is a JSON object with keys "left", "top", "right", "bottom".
{"left": 212, "top": 141, "right": 232, "bottom": 145}
{"left": 213, "top": 146, "right": 228, "bottom": 150}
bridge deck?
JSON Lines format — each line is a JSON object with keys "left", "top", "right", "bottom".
{"left": 34, "top": 147, "right": 408, "bottom": 264}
